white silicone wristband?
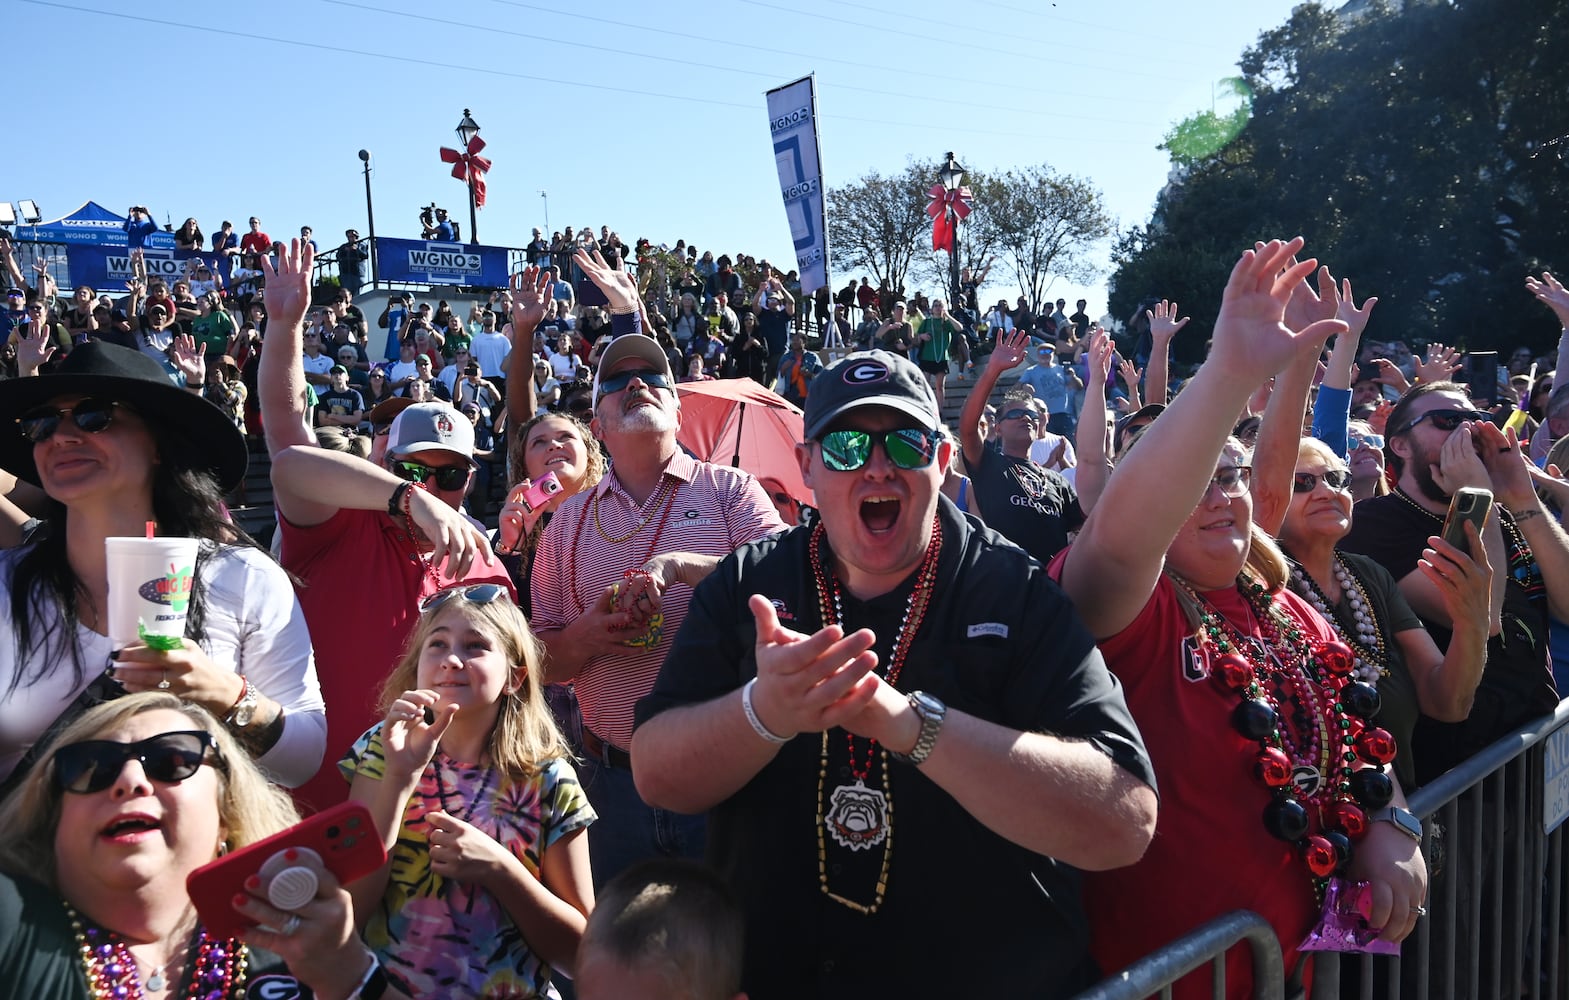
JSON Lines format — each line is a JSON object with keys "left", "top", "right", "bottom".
{"left": 741, "top": 678, "right": 790, "bottom": 745}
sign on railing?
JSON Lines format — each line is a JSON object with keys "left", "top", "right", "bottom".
{"left": 1544, "top": 726, "right": 1569, "bottom": 834}
{"left": 374, "top": 237, "right": 510, "bottom": 287}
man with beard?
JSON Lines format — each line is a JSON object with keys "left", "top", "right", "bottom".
{"left": 1341, "top": 381, "right": 1565, "bottom": 781}
{"left": 531, "top": 284, "right": 785, "bottom": 890}
{"left": 630, "top": 349, "right": 1155, "bottom": 999}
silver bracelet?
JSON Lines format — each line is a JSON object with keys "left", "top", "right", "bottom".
{"left": 741, "top": 678, "right": 791, "bottom": 745}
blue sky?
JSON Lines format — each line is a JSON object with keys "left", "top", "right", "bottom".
{"left": 19, "top": 0, "right": 1299, "bottom": 318}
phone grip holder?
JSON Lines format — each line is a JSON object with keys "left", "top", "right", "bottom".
{"left": 266, "top": 866, "right": 320, "bottom": 911}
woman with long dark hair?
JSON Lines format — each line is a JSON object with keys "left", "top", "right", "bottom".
{"left": 0, "top": 343, "right": 325, "bottom": 793}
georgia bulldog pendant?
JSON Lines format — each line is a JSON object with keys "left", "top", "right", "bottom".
{"left": 824, "top": 780, "right": 889, "bottom": 851}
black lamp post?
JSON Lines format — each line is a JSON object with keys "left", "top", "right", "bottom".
{"left": 937, "top": 152, "right": 964, "bottom": 309}
{"left": 358, "top": 150, "right": 378, "bottom": 289}
{"left": 456, "top": 109, "right": 480, "bottom": 245}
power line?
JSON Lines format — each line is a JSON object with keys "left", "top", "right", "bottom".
{"left": 336, "top": 0, "right": 1157, "bottom": 128}
{"left": 966, "top": 0, "right": 1235, "bottom": 51}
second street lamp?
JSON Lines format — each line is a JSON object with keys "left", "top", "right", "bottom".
{"left": 937, "top": 152, "right": 964, "bottom": 309}
{"left": 456, "top": 109, "right": 480, "bottom": 244}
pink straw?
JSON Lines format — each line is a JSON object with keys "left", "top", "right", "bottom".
{"left": 145, "top": 521, "right": 155, "bottom": 539}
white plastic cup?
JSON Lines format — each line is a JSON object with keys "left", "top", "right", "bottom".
{"left": 105, "top": 536, "right": 200, "bottom": 650}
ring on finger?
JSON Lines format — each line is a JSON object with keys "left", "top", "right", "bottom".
{"left": 280, "top": 913, "right": 302, "bottom": 936}
{"left": 1411, "top": 905, "right": 1427, "bottom": 917}
{"left": 157, "top": 671, "right": 171, "bottom": 690}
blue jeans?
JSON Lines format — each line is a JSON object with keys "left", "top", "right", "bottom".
{"left": 574, "top": 752, "right": 706, "bottom": 892}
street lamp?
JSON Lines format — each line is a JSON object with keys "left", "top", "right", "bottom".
{"left": 539, "top": 190, "right": 550, "bottom": 235}
{"left": 937, "top": 152, "right": 964, "bottom": 308}
{"left": 456, "top": 109, "right": 480, "bottom": 244}
{"left": 358, "top": 150, "right": 378, "bottom": 290}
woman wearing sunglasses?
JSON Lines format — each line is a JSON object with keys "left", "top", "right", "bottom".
{"left": 0, "top": 342, "right": 325, "bottom": 795}
{"left": 1056, "top": 241, "right": 1426, "bottom": 997}
{"left": 0, "top": 692, "right": 411, "bottom": 1000}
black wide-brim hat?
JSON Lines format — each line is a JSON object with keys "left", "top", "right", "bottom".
{"left": 0, "top": 341, "right": 248, "bottom": 490}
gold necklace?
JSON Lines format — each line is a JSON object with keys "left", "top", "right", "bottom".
{"left": 592, "top": 475, "right": 672, "bottom": 544}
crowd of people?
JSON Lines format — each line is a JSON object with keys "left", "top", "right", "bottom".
{"left": 3, "top": 213, "right": 1569, "bottom": 1000}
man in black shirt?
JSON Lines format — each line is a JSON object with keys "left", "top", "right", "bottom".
{"left": 632, "top": 349, "right": 1155, "bottom": 1000}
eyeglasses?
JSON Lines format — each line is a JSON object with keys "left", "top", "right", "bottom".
{"left": 1347, "top": 432, "right": 1385, "bottom": 451}
{"left": 53, "top": 730, "right": 222, "bottom": 794}
{"left": 18, "top": 398, "right": 123, "bottom": 443}
{"left": 1205, "top": 466, "right": 1253, "bottom": 498}
{"left": 1292, "top": 469, "right": 1353, "bottom": 494}
{"left": 1394, "top": 408, "right": 1488, "bottom": 435}
{"left": 420, "top": 582, "right": 509, "bottom": 613}
{"left": 1000, "top": 407, "right": 1040, "bottom": 425}
{"left": 596, "top": 368, "right": 673, "bottom": 397}
{"left": 818, "top": 428, "right": 941, "bottom": 472}
{"left": 391, "top": 460, "right": 471, "bottom": 491}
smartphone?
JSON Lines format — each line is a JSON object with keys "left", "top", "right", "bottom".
{"left": 517, "top": 471, "right": 563, "bottom": 512}
{"left": 1441, "top": 486, "right": 1493, "bottom": 558}
{"left": 1463, "top": 351, "right": 1498, "bottom": 406}
{"left": 186, "top": 801, "right": 386, "bottom": 938}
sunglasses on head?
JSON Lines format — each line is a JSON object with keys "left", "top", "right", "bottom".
{"left": 53, "top": 730, "right": 221, "bottom": 794}
{"left": 419, "top": 582, "right": 509, "bottom": 613}
{"left": 818, "top": 428, "right": 941, "bottom": 472}
{"left": 391, "top": 460, "right": 471, "bottom": 491}
{"left": 596, "top": 368, "right": 673, "bottom": 397}
{"left": 18, "top": 398, "right": 124, "bottom": 443}
{"left": 1348, "top": 432, "right": 1385, "bottom": 451}
{"left": 1001, "top": 407, "right": 1040, "bottom": 424}
{"left": 1293, "top": 469, "right": 1353, "bottom": 494}
{"left": 1395, "top": 408, "right": 1488, "bottom": 435}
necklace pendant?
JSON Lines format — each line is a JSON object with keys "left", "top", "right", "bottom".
{"left": 146, "top": 967, "right": 166, "bottom": 991}
{"left": 824, "top": 779, "right": 889, "bottom": 851}
{"left": 1291, "top": 763, "right": 1323, "bottom": 797}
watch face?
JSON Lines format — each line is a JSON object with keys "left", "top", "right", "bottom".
{"left": 912, "top": 691, "right": 944, "bottom": 716}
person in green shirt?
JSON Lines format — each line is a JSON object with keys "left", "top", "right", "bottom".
{"left": 915, "top": 298, "right": 965, "bottom": 413}
{"left": 191, "top": 294, "right": 236, "bottom": 357}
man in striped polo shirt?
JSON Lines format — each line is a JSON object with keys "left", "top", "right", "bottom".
{"left": 531, "top": 331, "right": 785, "bottom": 889}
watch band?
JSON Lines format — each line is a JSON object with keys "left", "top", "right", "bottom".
{"left": 224, "top": 676, "right": 258, "bottom": 728}
{"left": 890, "top": 691, "right": 946, "bottom": 766}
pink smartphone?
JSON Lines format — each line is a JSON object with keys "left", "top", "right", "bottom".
{"left": 517, "top": 471, "right": 563, "bottom": 512}
{"left": 186, "top": 802, "right": 386, "bottom": 938}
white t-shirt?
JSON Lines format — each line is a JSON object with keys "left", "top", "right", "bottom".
{"left": 301, "top": 352, "right": 334, "bottom": 377}
{"left": 469, "top": 331, "right": 512, "bottom": 378}
{"left": 0, "top": 543, "right": 326, "bottom": 788}
{"left": 1029, "top": 433, "right": 1077, "bottom": 472}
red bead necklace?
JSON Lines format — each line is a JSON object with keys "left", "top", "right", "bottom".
{"left": 809, "top": 515, "right": 942, "bottom": 914}
{"left": 1172, "top": 573, "right": 1396, "bottom": 892}
{"left": 564, "top": 473, "right": 678, "bottom": 616}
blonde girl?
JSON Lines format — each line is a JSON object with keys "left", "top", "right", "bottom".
{"left": 343, "top": 586, "right": 595, "bottom": 997}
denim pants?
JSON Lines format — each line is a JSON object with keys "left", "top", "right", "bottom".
{"left": 574, "top": 752, "right": 706, "bottom": 892}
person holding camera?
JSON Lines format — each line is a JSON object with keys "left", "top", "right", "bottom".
{"left": 123, "top": 206, "right": 158, "bottom": 250}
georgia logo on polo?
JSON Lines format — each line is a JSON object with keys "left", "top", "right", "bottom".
{"left": 843, "top": 361, "right": 889, "bottom": 385}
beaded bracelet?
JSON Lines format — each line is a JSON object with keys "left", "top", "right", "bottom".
{"left": 742, "top": 678, "right": 791, "bottom": 745}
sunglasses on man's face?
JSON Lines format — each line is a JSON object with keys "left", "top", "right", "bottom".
{"left": 419, "top": 582, "right": 509, "bottom": 613}
{"left": 391, "top": 460, "right": 471, "bottom": 491}
{"left": 596, "top": 368, "right": 673, "bottom": 397}
{"left": 18, "top": 398, "right": 124, "bottom": 443}
{"left": 1292, "top": 469, "right": 1353, "bottom": 494}
{"left": 53, "top": 730, "right": 221, "bottom": 794}
{"left": 1395, "top": 408, "right": 1488, "bottom": 435}
{"left": 818, "top": 428, "right": 941, "bottom": 472}
{"left": 1000, "top": 407, "right": 1041, "bottom": 426}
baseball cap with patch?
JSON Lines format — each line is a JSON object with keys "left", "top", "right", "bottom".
{"left": 803, "top": 350, "right": 939, "bottom": 440}
{"left": 385, "top": 402, "right": 476, "bottom": 466}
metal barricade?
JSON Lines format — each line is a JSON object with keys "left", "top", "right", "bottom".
{"left": 1072, "top": 910, "right": 1285, "bottom": 1000}
{"left": 1076, "top": 701, "right": 1569, "bottom": 999}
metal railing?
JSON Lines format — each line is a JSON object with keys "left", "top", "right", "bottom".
{"left": 1077, "top": 700, "right": 1569, "bottom": 999}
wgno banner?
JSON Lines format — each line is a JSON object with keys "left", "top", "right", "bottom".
{"left": 765, "top": 75, "right": 829, "bottom": 294}
{"left": 375, "top": 238, "right": 509, "bottom": 287}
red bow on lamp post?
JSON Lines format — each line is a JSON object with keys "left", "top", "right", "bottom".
{"left": 439, "top": 135, "right": 492, "bottom": 208}
{"left": 926, "top": 183, "right": 972, "bottom": 252}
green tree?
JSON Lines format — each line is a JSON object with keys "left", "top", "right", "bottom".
{"left": 826, "top": 157, "right": 938, "bottom": 296}
{"left": 978, "top": 165, "right": 1112, "bottom": 314}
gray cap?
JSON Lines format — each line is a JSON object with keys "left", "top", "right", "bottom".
{"left": 592, "top": 333, "right": 673, "bottom": 400}
{"left": 802, "top": 350, "right": 939, "bottom": 439}
{"left": 386, "top": 402, "right": 476, "bottom": 466}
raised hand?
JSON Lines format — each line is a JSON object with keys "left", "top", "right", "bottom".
{"left": 1526, "top": 271, "right": 1569, "bottom": 328}
{"left": 1146, "top": 299, "right": 1190, "bottom": 342}
{"left": 1209, "top": 239, "right": 1346, "bottom": 383}
{"left": 170, "top": 333, "right": 206, "bottom": 385}
{"left": 1334, "top": 277, "right": 1378, "bottom": 338}
{"left": 573, "top": 247, "right": 640, "bottom": 313}
{"left": 508, "top": 266, "right": 552, "bottom": 334}
{"left": 1085, "top": 326, "right": 1114, "bottom": 383}
{"left": 1372, "top": 358, "right": 1410, "bottom": 394}
{"left": 1414, "top": 343, "right": 1461, "bottom": 385}
{"left": 15, "top": 322, "right": 57, "bottom": 374}
{"left": 987, "top": 327, "right": 1032, "bottom": 372}
{"left": 381, "top": 689, "right": 454, "bottom": 780}
{"left": 1283, "top": 263, "right": 1338, "bottom": 336}
{"left": 258, "top": 239, "right": 315, "bottom": 330}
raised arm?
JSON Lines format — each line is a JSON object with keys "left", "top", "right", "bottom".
{"left": 1143, "top": 300, "right": 1189, "bottom": 406}
{"left": 1072, "top": 327, "right": 1116, "bottom": 513}
{"left": 505, "top": 267, "right": 549, "bottom": 440}
{"left": 1059, "top": 239, "right": 1346, "bottom": 638}
{"left": 257, "top": 240, "right": 318, "bottom": 460}
{"left": 960, "top": 328, "right": 1029, "bottom": 470}
{"left": 1525, "top": 272, "right": 1569, "bottom": 382}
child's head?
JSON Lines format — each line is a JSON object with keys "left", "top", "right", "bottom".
{"left": 577, "top": 860, "right": 745, "bottom": 1000}
{"left": 380, "top": 585, "right": 565, "bottom": 776}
